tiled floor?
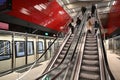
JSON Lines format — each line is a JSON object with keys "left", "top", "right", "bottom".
{"left": 0, "top": 60, "right": 49, "bottom": 80}
{"left": 107, "top": 50, "right": 120, "bottom": 80}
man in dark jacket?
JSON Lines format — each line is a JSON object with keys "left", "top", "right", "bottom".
{"left": 91, "top": 4, "right": 96, "bottom": 16}
{"left": 76, "top": 17, "right": 81, "bottom": 28}
{"left": 81, "top": 6, "right": 86, "bottom": 15}
{"left": 69, "top": 23, "right": 74, "bottom": 34}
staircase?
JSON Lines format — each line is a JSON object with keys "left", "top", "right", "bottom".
{"left": 79, "top": 33, "right": 100, "bottom": 80}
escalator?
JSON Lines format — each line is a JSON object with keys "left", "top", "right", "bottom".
{"left": 35, "top": 10, "right": 89, "bottom": 80}
{"left": 79, "top": 33, "right": 100, "bottom": 80}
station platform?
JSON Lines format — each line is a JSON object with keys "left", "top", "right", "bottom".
{"left": 0, "top": 60, "right": 50, "bottom": 80}
{"left": 107, "top": 50, "right": 120, "bottom": 80}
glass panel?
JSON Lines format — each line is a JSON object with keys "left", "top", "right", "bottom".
{"left": 15, "top": 41, "right": 25, "bottom": 57}
{"left": 38, "top": 41, "right": 44, "bottom": 53}
{"left": 0, "top": 40, "right": 11, "bottom": 60}
{"left": 27, "top": 41, "right": 34, "bottom": 55}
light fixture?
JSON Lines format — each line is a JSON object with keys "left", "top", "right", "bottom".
{"left": 20, "top": 8, "right": 30, "bottom": 15}
{"left": 112, "top": 1, "right": 116, "bottom": 5}
{"left": 39, "top": 4, "right": 47, "bottom": 9}
{"left": 34, "top": 5, "right": 42, "bottom": 11}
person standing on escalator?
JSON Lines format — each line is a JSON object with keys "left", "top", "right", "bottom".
{"left": 68, "top": 19, "right": 74, "bottom": 34}
{"left": 91, "top": 4, "right": 96, "bottom": 17}
{"left": 81, "top": 6, "right": 86, "bottom": 15}
{"left": 76, "top": 17, "right": 81, "bottom": 28}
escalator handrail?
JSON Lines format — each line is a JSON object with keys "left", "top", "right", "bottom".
{"left": 16, "top": 32, "right": 63, "bottom": 80}
{"left": 96, "top": 9, "right": 115, "bottom": 80}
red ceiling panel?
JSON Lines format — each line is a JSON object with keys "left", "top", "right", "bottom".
{"left": 107, "top": 0, "right": 120, "bottom": 34}
{"left": 6, "top": 0, "right": 71, "bottom": 32}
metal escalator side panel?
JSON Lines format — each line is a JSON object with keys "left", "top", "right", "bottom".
{"left": 97, "top": 34, "right": 106, "bottom": 80}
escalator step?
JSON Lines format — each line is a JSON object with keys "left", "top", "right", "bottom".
{"left": 66, "top": 41, "right": 71, "bottom": 44}
{"left": 61, "top": 51, "right": 66, "bottom": 54}
{"left": 85, "top": 43, "right": 97, "bottom": 46}
{"left": 87, "top": 36, "right": 96, "bottom": 38}
{"left": 84, "top": 51, "right": 98, "bottom": 55}
{"left": 86, "top": 40, "right": 97, "bottom": 43}
{"left": 86, "top": 39, "right": 96, "bottom": 42}
{"left": 82, "top": 60, "right": 99, "bottom": 66}
{"left": 81, "top": 65, "right": 99, "bottom": 72}
{"left": 59, "top": 55, "right": 64, "bottom": 58}
{"left": 86, "top": 37, "right": 96, "bottom": 39}
{"left": 85, "top": 46, "right": 97, "bottom": 50}
{"left": 83, "top": 55, "right": 98, "bottom": 60}
{"left": 63, "top": 47, "right": 68, "bottom": 50}
{"left": 56, "top": 59, "right": 62, "bottom": 63}
{"left": 80, "top": 71, "right": 100, "bottom": 80}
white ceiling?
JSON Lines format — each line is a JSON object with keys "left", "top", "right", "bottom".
{"left": 57, "top": 0, "right": 116, "bottom": 18}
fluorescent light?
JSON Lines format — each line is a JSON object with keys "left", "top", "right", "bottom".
{"left": 112, "top": 1, "right": 116, "bottom": 5}
{"left": 34, "top": 5, "right": 42, "bottom": 11}
{"left": 39, "top": 4, "right": 47, "bottom": 9}
{"left": 20, "top": 8, "right": 30, "bottom": 15}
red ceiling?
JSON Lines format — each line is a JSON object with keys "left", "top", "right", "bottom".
{"left": 107, "top": 0, "right": 120, "bottom": 34}
{"left": 6, "top": 0, "right": 71, "bottom": 31}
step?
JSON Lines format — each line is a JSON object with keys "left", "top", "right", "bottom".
{"left": 66, "top": 41, "right": 71, "bottom": 44}
{"left": 85, "top": 46, "right": 97, "bottom": 50}
{"left": 87, "top": 37, "right": 96, "bottom": 40}
{"left": 80, "top": 71, "right": 100, "bottom": 80}
{"left": 63, "top": 47, "right": 68, "bottom": 50}
{"left": 86, "top": 40, "right": 97, "bottom": 43}
{"left": 82, "top": 60, "right": 99, "bottom": 66}
{"left": 87, "top": 36, "right": 96, "bottom": 38}
{"left": 56, "top": 59, "right": 62, "bottom": 63}
{"left": 84, "top": 51, "right": 98, "bottom": 55}
{"left": 83, "top": 55, "right": 98, "bottom": 60}
{"left": 61, "top": 50, "right": 66, "bottom": 54}
{"left": 81, "top": 65, "right": 99, "bottom": 72}
{"left": 59, "top": 55, "right": 64, "bottom": 58}
{"left": 85, "top": 43, "right": 97, "bottom": 46}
